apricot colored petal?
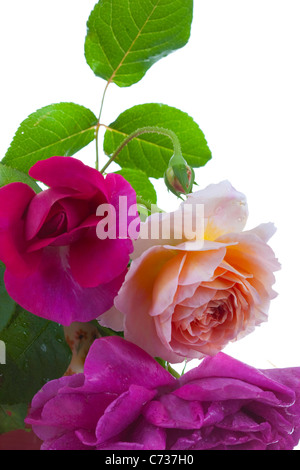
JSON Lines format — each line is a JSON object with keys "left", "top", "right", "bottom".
{"left": 184, "top": 180, "right": 249, "bottom": 239}
{"left": 219, "top": 229, "right": 280, "bottom": 290}
{"left": 150, "top": 253, "right": 186, "bottom": 316}
{"left": 97, "top": 305, "right": 125, "bottom": 332}
{"left": 114, "top": 246, "right": 184, "bottom": 362}
{"left": 179, "top": 248, "right": 227, "bottom": 286}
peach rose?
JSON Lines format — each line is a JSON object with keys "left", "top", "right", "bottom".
{"left": 99, "top": 181, "right": 280, "bottom": 363}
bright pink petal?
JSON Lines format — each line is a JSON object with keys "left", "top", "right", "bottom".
{"left": 104, "top": 172, "right": 140, "bottom": 240}
{"left": 178, "top": 353, "right": 295, "bottom": 405}
{"left": 68, "top": 172, "right": 139, "bottom": 288}
{"left": 129, "top": 419, "right": 166, "bottom": 450}
{"left": 29, "top": 374, "right": 84, "bottom": 412}
{"left": 143, "top": 394, "right": 204, "bottom": 429}
{"left": 95, "top": 386, "right": 156, "bottom": 444}
{"left": 4, "top": 246, "right": 126, "bottom": 325}
{"left": 0, "top": 182, "right": 41, "bottom": 276}
{"left": 83, "top": 336, "right": 175, "bottom": 393}
{"left": 105, "top": 173, "right": 138, "bottom": 215}
{"left": 29, "top": 156, "right": 108, "bottom": 197}
{"left": 25, "top": 187, "right": 78, "bottom": 240}
{"left": 41, "top": 432, "right": 91, "bottom": 450}
{"left": 26, "top": 214, "right": 99, "bottom": 252}
{"left": 69, "top": 235, "right": 133, "bottom": 288}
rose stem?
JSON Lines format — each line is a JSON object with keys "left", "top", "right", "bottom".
{"left": 100, "top": 126, "right": 182, "bottom": 174}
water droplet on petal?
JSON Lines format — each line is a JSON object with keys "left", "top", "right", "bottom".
{"left": 215, "top": 206, "right": 223, "bottom": 215}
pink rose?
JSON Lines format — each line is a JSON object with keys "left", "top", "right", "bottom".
{"left": 0, "top": 156, "right": 138, "bottom": 325}
{"left": 25, "top": 336, "right": 300, "bottom": 450}
{"left": 100, "top": 181, "right": 280, "bottom": 363}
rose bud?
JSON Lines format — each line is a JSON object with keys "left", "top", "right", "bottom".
{"left": 164, "top": 154, "right": 195, "bottom": 198}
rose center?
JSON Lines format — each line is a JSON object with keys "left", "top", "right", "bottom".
{"left": 205, "top": 302, "right": 227, "bottom": 325}
{"left": 211, "top": 304, "right": 226, "bottom": 321}
{"left": 37, "top": 211, "right": 67, "bottom": 238}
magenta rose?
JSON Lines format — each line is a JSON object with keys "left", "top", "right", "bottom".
{"left": 0, "top": 156, "right": 138, "bottom": 325}
{"left": 25, "top": 336, "right": 300, "bottom": 450}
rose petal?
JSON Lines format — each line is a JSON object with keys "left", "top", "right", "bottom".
{"left": 41, "top": 431, "right": 91, "bottom": 450}
{"left": 174, "top": 377, "right": 285, "bottom": 404}
{"left": 104, "top": 173, "right": 139, "bottom": 226}
{"left": 97, "top": 305, "right": 125, "bottom": 332}
{"left": 178, "top": 247, "right": 227, "bottom": 286}
{"left": 184, "top": 180, "right": 249, "bottom": 239}
{"left": 25, "top": 187, "right": 79, "bottom": 240}
{"left": 247, "top": 222, "right": 277, "bottom": 243}
{"left": 143, "top": 394, "right": 204, "bottom": 429}
{"left": 115, "top": 246, "right": 186, "bottom": 363}
{"left": 129, "top": 418, "right": 166, "bottom": 450}
{"left": 69, "top": 235, "right": 133, "bottom": 288}
{"left": 0, "top": 182, "right": 41, "bottom": 276}
{"left": 25, "top": 338, "right": 300, "bottom": 451}
{"left": 219, "top": 229, "right": 281, "bottom": 292}
{"left": 83, "top": 336, "right": 175, "bottom": 394}
{"left": 150, "top": 253, "right": 186, "bottom": 316}
{"left": 95, "top": 385, "right": 156, "bottom": 444}
{"left": 4, "top": 246, "right": 126, "bottom": 325}
{"left": 29, "top": 156, "right": 108, "bottom": 197}
{"left": 178, "top": 353, "right": 296, "bottom": 406}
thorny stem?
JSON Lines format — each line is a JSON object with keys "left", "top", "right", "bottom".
{"left": 100, "top": 126, "right": 182, "bottom": 174}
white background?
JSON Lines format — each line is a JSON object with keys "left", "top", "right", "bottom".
{"left": 0, "top": 0, "right": 299, "bottom": 379}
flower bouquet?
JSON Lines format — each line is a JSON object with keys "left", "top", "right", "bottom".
{"left": 0, "top": 0, "right": 299, "bottom": 452}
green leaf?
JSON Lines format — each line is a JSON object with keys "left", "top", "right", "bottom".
{"left": 85, "top": 0, "right": 193, "bottom": 87}
{"left": 0, "top": 403, "right": 27, "bottom": 434}
{"left": 0, "top": 163, "right": 41, "bottom": 193}
{"left": 0, "top": 264, "right": 16, "bottom": 333}
{"left": 115, "top": 168, "right": 157, "bottom": 204}
{"left": 2, "top": 103, "right": 98, "bottom": 173}
{"left": 92, "top": 321, "right": 124, "bottom": 338}
{"left": 103, "top": 103, "right": 212, "bottom": 178}
{"left": 0, "top": 308, "right": 71, "bottom": 405}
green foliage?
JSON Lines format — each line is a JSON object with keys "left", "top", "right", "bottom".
{"left": 0, "top": 163, "right": 41, "bottom": 193}
{"left": 115, "top": 168, "right": 157, "bottom": 204}
{"left": 0, "top": 403, "right": 28, "bottom": 434}
{"left": 0, "top": 308, "right": 71, "bottom": 405}
{"left": 0, "top": 263, "right": 15, "bottom": 332}
{"left": 103, "top": 103, "right": 211, "bottom": 178}
{"left": 85, "top": 0, "right": 193, "bottom": 87}
{"left": 2, "top": 103, "right": 98, "bottom": 173}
